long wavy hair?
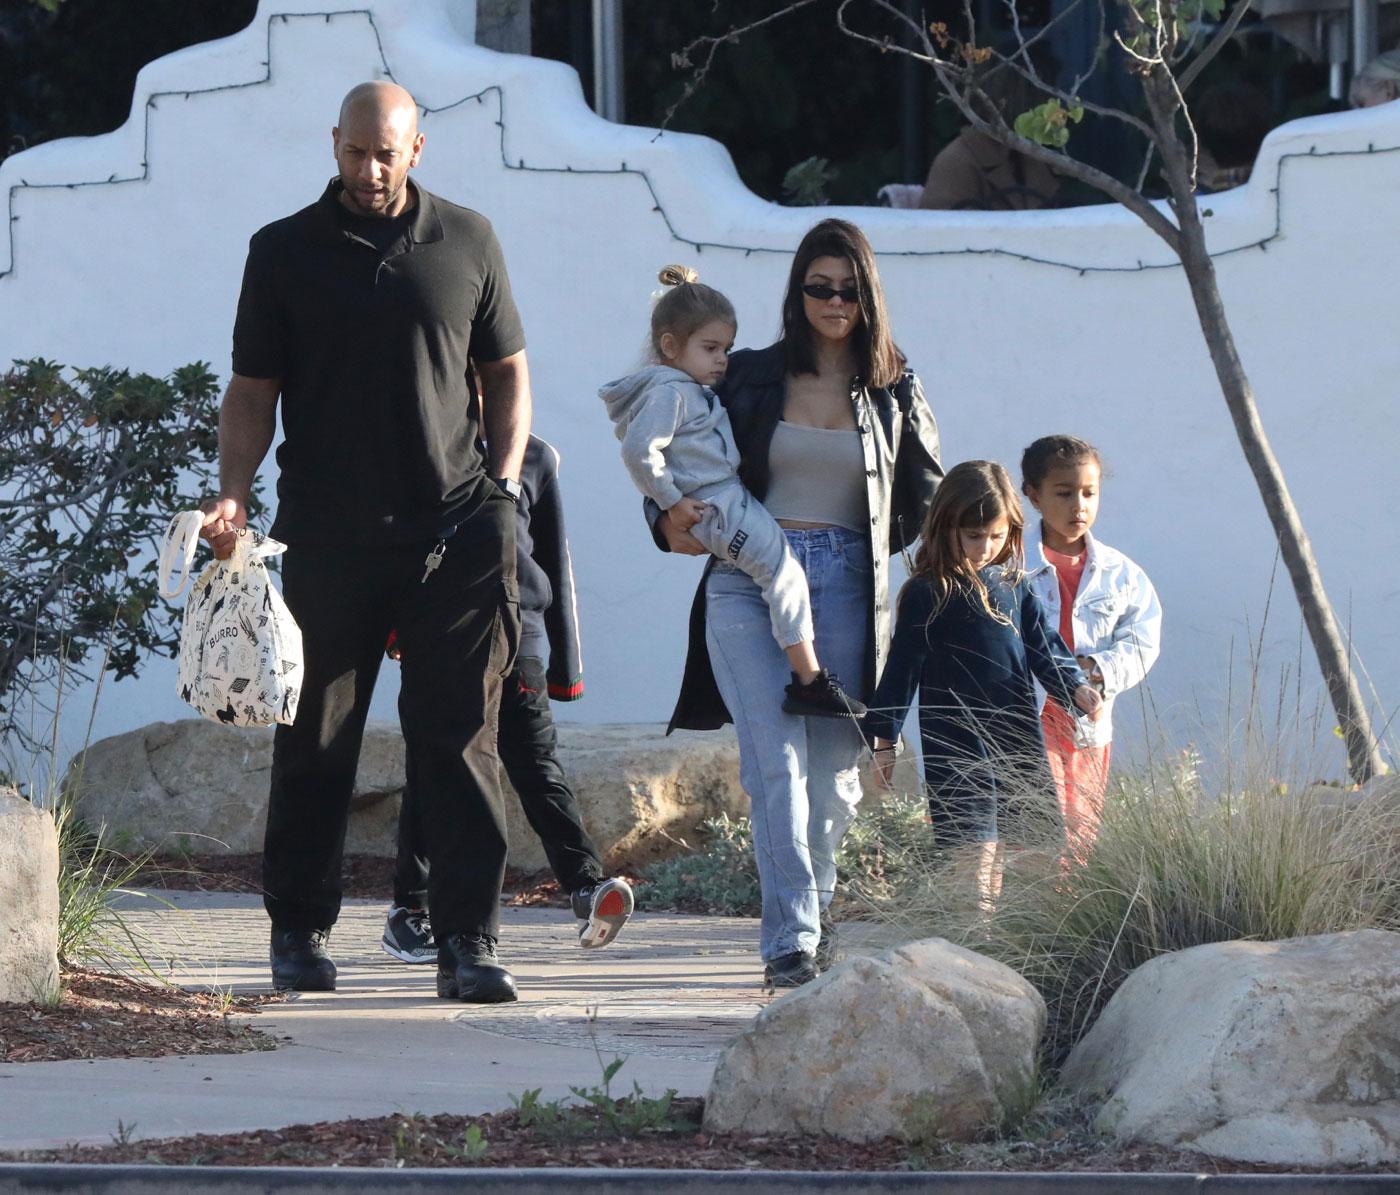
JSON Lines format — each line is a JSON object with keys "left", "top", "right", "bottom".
{"left": 909, "top": 460, "right": 1024, "bottom": 624}
{"left": 781, "top": 218, "right": 904, "bottom": 389}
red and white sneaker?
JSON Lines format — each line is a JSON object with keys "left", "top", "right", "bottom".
{"left": 571, "top": 877, "right": 634, "bottom": 949}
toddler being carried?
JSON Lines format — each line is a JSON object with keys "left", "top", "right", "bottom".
{"left": 599, "top": 265, "right": 865, "bottom": 719}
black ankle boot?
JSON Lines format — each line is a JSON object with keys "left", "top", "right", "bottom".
{"left": 270, "top": 927, "right": 336, "bottom": 992}
{"left": 437, "top": 933, "right": 518, "bottom": 1004}
{"left": 763, "top": 950, "right": 819, "bottom": 989}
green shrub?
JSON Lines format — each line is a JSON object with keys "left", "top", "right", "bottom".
{"left": 635, "top": 792, "right": 934, "bottom": 917}
{"left": 836, "top": 790, "right": 936, "bottom": 907}
{"left": 636, "top": 813, "right": 760, "bottom": 915}
{"left": 0, "top": 358, "right": 263, "bottom": 752}
{"left": 511, "top": 1056, "right": 684, "bottom": 1139}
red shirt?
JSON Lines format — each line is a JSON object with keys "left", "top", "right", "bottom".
{"left": 1043, "top": 543, "right": 1087, "bottom": 653}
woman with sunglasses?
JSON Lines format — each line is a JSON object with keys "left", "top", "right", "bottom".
{"left": 650, "top": 218, "right": 943, "bottom": 988}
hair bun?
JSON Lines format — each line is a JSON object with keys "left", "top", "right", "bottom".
{"left": 657, "top": 264, "right": 699, "bottom": 287}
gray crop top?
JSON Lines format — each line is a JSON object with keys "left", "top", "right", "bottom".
{"left": 762, "top": 420, "right": 867, "bottom": 532}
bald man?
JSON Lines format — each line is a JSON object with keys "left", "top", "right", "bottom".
{"left": 201, "top": 81, "right": 531, "bottom": 1003}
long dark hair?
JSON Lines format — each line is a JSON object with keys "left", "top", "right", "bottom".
{"left": 909, "top": 460, "right": 1024, "bottom": 624}
{"left": 781, "top": 218, "right": 904, "bottom": 389}
{"left": 1020, "top": 434, "right": 1101, "bottom": 490}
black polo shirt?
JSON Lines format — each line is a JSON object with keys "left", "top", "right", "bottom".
{"left": 231, "top": 179, "right": 526, "bottom": 546}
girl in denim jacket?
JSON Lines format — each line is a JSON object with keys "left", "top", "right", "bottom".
{"left": 1021, "top": 435, "right": 1162, "bottom": 854}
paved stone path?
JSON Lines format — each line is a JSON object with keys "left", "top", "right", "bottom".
{"left": 126, "top": 893, "right": 775, "bottom": 1062}
{"left": 0, "top": 894, "right": 888, "bottom": 1151}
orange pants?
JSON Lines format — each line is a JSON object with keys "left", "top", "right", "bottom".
{"left": 1041, "top": 700, "right": 1111, "bottom": 858}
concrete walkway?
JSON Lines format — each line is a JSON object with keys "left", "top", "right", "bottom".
{"left": 0, "top": 894, "right": 821, "bottom": 1152}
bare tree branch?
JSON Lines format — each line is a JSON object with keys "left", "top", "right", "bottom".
{"left": 854, "top": 0, "right": 1159, "bottom": 173}
{"left": 1178, "top": 0, "right": 1255, "bottom": 92}
{"left": 658, "top": 0, "right": 823, "bottom": 135}
{"left": 835, "top": 0, "right": 1182, "bottom": 248}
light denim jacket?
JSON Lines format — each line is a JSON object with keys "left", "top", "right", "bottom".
{"left": 1026, "top": 522, "right": 1162, "bottom": 747}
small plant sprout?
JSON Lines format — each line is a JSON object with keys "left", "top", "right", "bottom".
{"left": 452, "top": 1123, "right": 489, "bottom": 1161}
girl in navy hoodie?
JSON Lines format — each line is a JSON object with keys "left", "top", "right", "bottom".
{"left": 862, "top": 461, "right": 1102, "bottom": 902}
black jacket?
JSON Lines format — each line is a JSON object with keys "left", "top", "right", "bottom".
{"left": 862, "top": 571, "right": 1088, "bottom": 802}
{"left": 651, "top": 341, "right": 944, "bottom": 732}
{"left": 517, "top": 436, "right": 584, "bottom": 700}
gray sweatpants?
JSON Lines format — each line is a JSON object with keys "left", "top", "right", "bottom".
{"left": 691, "top": 481, "right": 814, "bottom": 650}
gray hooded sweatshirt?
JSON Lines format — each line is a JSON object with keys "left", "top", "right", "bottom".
{"left": 599, "top": 364, "right": 742, "bottom": 511}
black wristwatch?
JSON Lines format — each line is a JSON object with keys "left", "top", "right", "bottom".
{"left": 492, "top": 476, "right": 522, "bottom": 503}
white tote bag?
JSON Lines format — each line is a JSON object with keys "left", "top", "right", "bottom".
{"left": 159, "top": 511, "right": 304, "bottom": 727}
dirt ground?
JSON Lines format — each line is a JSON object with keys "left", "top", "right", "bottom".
{"left": 0, "top": 968, "right": 281, "bottom": 1064}
{"left": 3, "top": 1097, "right": 1378, "bottom": 1174}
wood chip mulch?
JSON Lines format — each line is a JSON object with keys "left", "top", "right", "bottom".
{"left": 2, "top": 1099, "right": 1382, "bottom": 1173}
{"left": 0, "top": 968, "right": 282, "bottom": 1064}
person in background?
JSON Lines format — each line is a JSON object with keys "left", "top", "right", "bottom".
{"left": 1351, "top": 49, "right": 1400, "bottom": 107}
{"left": 919, "top": 53, "right": 1061, "bottom": 212}
{"left": 1193, "top": 82, "right": 1274, "bottom": 192}
{"left": 601, "top": 265, "right": 866, "bottom": 721}
{"left": 1021, "top": 435, "right": 1161, "bottom": 857}
{"left": 383, "top": 435, "right": 634, "bottom": 962}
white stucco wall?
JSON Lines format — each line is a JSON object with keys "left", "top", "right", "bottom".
{"left": 2, "top": 0, "right": 1396, "bottom": 773}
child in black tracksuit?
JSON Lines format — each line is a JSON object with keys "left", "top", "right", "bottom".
{"left": 382, "top": 436, "right": 633, "bottom": 962}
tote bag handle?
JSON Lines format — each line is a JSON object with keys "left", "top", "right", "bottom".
{"left": 158, "top": 510, "right": 208, "bottom": 600}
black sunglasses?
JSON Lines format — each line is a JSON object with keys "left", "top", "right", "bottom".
{"left": 801, "top": 283, "right": 860, "bottom": 304}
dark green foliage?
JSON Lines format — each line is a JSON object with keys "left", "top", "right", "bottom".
{"left": 0, "top": 1, "right": 257, "bottom": 162}
{"left": 511, "top": 1056, "right": 684, "bottom": 1140}
{"left": 0, "top": 359, "right": 255, "bottom": 746}
{"left": 636, "top": 813, "right": 761, "bottom": 916}
{"left": 532, "top": 0, "right": 913, "bottom": 202}
{"left": 636, "top": 793, "right": 933, "bottom": 917}
{"left": 782, "top": 156, "right": 837, "bottom": 206}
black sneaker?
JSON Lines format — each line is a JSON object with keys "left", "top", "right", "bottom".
{"left": 571, "top": 877, "right": 635, "bottom": 949}
{"left": 815, "top": 917, "right": 839, "bottom": 972}
{"left": 437, "top": 933, "right": 518, "bottom": 1004}
{"left": 763, "top": 950, "right": 819, "bottom": 989}
{"left": 270, "top": 927, "right": 336, "bottom": 992}
{"left": 381, "top": 906, "right": 437, "bottom": 964}
{"left": 782, "top": 670, "right": 867, "bottom": 719}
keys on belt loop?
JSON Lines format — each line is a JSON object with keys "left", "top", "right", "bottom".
{"left": 421, "top": 542, "right": 446, "bottom": 584}
{"left": 420, "top": 523, "right": 457, "bottom": 584}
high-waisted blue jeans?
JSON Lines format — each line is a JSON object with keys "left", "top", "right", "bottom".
{"left": 705, "top": 525, "right": 871, "bottom": 962}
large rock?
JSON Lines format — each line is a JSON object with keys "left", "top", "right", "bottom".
{"left": 1060, "top": 930, "right": 1400, "bottom": 1166}
{"left": 704, "top": 937, "right": 1045, "bottom": 1142}
{"left": 66, "top": 720, "right": 405, "bottom": 859}
{"left": 0, "top": 788, "right": 60, "bottom": 1004}
{"left": 68, "top": 719, "right": 744, "bottom": 872}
